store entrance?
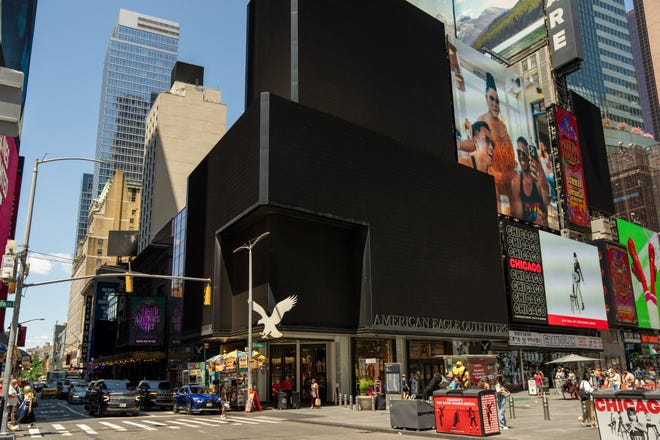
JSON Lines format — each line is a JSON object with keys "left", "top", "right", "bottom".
{"left": 409, "top": 358, "right": 445, "bottom": 395}
{"left": 270, "top": 343, "right": 327, "bottom": 403}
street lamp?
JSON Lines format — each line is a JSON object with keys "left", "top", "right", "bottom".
{"left": 0, "top": 156, "right": 101, "bottom": 434}
{"left": 17, "top": 318, "right": 45, "bottom": 327}
{"left": 233, "top": 231, "right": 269, "bottom": 406}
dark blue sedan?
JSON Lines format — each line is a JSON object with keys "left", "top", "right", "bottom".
{"left": 172, "top": 386, "right": 222, "bottom": 414}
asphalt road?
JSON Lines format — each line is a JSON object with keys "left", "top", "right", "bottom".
{"left": 7, "top": 397, "right": 405, "bottom": 440}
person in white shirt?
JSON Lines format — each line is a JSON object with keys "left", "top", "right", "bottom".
{"left": 577, "top": 372, "right": 596, "bottom": 428}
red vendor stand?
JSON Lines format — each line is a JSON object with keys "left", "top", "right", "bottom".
{"left": 433, "top": 389, "right": 500, "bottom": 436}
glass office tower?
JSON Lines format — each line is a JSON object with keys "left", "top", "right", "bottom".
{"left": 92, "top": 9, "right": 179, "bottom": 195}
{"left": 567, "top": 0, "right": 643, "bottom": 128}
{"left": 74, "top": 173, "right": 94, "bottom": 247}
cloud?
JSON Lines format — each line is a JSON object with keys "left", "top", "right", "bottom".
{"left": 27, "top": 253, "right": 72, "bottom": 276}
{"left": 26, "top": 334, "right": 51, "bottom": 349}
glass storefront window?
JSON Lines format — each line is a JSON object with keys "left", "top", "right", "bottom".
{"left": 408, "top": 340, "right": 448, "bottom": 394}
{"left": 353, "top": 338, "right": 393, "bottom": 395}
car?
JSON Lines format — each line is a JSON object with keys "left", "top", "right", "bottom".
{"left": 68, "top": 383, "right": 88, "bottom": 404}
{"left": 41, "top": 382, "right": 59, "bottom": 399}
{"left": 172, "top": 385, "right": 223, "bottom": 415}
{"left": 83, "top": 381, "right": 97, "bottom": 411}
{"left": 137, "top": 380, "right": 174, "bottom": 410}
{"left": 59, "top": 382, "right": 70, "bottom": 400}
{"left": 87, "top": 379, "right": 139, "bottom": 417}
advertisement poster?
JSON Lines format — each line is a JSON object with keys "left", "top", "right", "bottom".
{"left": 450, "top": 36, "right": 557, "bottom": 229}
{"left": 594, "top": 396, "right": 660, "bottom": 440}
{"left": 129, "top": 296, "right": 165, "bottom": 345}
{"left": 480, "top": 393, "right": 500, "bottom": 434}
{"left": 617, "top": 218, "right": 660, "bottom": 329}
{"left": 539, "top": 231, "right": 607, "bottom": 329}
{"left": 385, "top": 363, "right": 402, "bottom": 394}
{"left": 434, "top": 395, "right": 483, "bottom": 435}
{"left": 555, "top": 106, "right": 590, "bottom": 229}
{"left": 501, "top": 220, "right": 548, "bottom": 323}
{"left": 468, "top": 357, "right": 498, "bottom": 384}
{"left": 597, "top": 241, "right": 638, "bottom": 326}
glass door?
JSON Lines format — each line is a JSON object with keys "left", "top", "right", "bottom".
{"left": 301, "top": 344, "right": 326, "bottom": 402}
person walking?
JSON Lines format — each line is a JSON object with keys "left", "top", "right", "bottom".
{"left": 401, "top": 374, "right": 410, "bottom": 399}
{"left": 577, "top": 371, "right": 596, "bottom": 428}
{"left": 310, "top": 378, "right": 320, "bottom": 408}
{"left": 20, "top": 385, "right": 36, "bottom": 429}
{"left": 7, "top": 378, "right": 21, "bottom": 430}
{"left": 609, "top": 368, "right": 621, "bottom": 390}
{"left": 409, "top": 374, "right": 417, "bottom": 399}
{"left": 495, "top": 375, "right": 510, "bottom": 430}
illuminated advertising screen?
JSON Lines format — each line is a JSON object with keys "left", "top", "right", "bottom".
{"left": 454, "top": 0, "right": 544, "bottom": 59}
{"left": 539, "top": 231, "right": 607, "bottom": 329}
{"left": 501, "top": 220, "right": 547, "bottom": 323}
{"left": 554, "top": 106, "right": 590, "bottom": 229}
{"left": 451, "top": 37, "right": 557, "bottom": 229}
{"left": 617, "top": 218, "right": 660, "bottom": 329}
{"left": 596, "top": 241, "right": 638, "bottom": 326}
{"left": 129, "top": 296, "right": 166, "bottom": 345}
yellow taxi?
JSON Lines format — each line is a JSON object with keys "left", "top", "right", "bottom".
{"left": 40, "top": 382, "right": 59, "bottom": 399}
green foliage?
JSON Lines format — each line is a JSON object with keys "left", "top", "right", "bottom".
{"left": 19, "top": 355, "right": 46, "bottom": 382}
{"left": 472, "top": 0, "right": 543, "bottom": 52}
{"left": 358, "top": 378, "right": 374, "bottom": 395}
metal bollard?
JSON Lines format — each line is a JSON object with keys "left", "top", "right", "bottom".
{"left": 355, "top": 395, "right": 359, "bottom": 411}
{"left": 345, "top": 394, "right": 349, "bottom": 408}
{"left": 542, "top": 392, "right": 551, "bottom": 421}
{"left": 508, "top": 394, "right": 516, "bottom": 419}
{"left": 371, "top": 394, "right": 375, "bottom": 411}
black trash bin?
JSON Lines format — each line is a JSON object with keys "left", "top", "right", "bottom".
{"left": 277, "top": 391, "right": 288, "bottom": 409}
{"left": 375, "top": 393, "right": 386, "bottom": 410}
{"left": 291, "top": 391, "right": 300, "bottom": 409}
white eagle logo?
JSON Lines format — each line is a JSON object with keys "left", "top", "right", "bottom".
{"left": 252, "top": 295, "right": 298, "bottom": 339}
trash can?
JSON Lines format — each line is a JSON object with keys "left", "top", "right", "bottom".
{"left": 593, "top": 388, "right": 652, "bottom": 438}
{"left": 277, "top": 391, "right": 288, "bottom": 409}
{"left": 375, "top": 392, "right": 386, "bottom": 410}
{"left": 433, "top": 389, "right": 499, "bottom": 436}
{"left": 390, "top": 398, "right": 435, "bottom": 430}
{"left": 290, "top": 391, "right": 300, "bottom": 409}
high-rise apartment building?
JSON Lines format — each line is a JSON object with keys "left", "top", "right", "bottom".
{"left": 91, "top": 9, "right": 179, "bottom": 196}
{"left": 74, "top": 173, "right": 94, "bottom": 247}
{"left": 628, "top": 1, "right": 660, "bottom": 139}
{"left": 567, "top": 0, "right": 643, "bottom": 129}
{"left": 139, "top": 69, "right": 227, "bottom": 252}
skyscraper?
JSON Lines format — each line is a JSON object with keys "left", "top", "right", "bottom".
{"left": 74, "top": 173, "right": 94, "bottom": 247}
{"left": 92, "top": 9, "right": 179, "bottom": 196}
{"left": 567, "top": 0, "right": 643, "bottom": 128}
{"left": 628, "top": 0, "right": 660, "bottom": 139}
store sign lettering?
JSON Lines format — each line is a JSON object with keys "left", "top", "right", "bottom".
{"left": 508, "top": 330, "right": 602, "bottom": 349}
{"left": 595, "top": 398, "right": 660, "bottom": 414}
{"left": 372, "top": 314, "right": 508, "bottom": 337}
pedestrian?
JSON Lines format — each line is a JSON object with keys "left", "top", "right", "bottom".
{"left": 577, "top": 371, "right": 596, "bottom": 428}
{"left": 310, "top": 378, "right": 320, "bottom": 408}
{"left": 401, "top": 374, "right": 410, "bottom": 399}
{"left": 7, "top": 378, "right": 21, "bottom": 430}
{"left": 495, "top": 375, "right": 510, "bottom": 430}
{"left": 20, "top": 385, "right": 36, "bottom": 429}
{"left": 534, "top": 370, "right": 544, "bottom": 395}
{"left": 409, "top": 374, "right": 417, "bottom": 399}
{"left": 623, "top": 369, "right": 635, "bottom": 390}
{"left": 609, "top": 368, "right": 621, "bottom": 390}
{"left": 271, "top": 377, "right": 281, "bottom": 406}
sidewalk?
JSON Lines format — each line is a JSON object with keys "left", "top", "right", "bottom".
{"left": 257, "top": 391, "right": 600, "bottom": 439}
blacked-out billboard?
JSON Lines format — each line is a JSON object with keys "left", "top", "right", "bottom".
{"left": 502, "top": 220, "right": 547, "bottom": 323}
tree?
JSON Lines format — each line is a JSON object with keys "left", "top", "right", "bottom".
{"left": 19, "top": 355, "right": 46, "bottom": 382}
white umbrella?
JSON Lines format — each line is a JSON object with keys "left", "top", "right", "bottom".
{"left": 546, "top": 354, "right": 601, "bottom": 364}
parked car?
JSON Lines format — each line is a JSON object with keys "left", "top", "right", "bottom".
{"left": 172, "top": 385, "right": 223, "bottom": 415}
{"left": 137, "top": 380, "right": 173, "bottom": 410}
{"left": 83, "top": 381, "right": 97, "bottom": 411}
{"left": 41, "top": 382, "right": 59, "bottom": 399}
{"left": 68, "top": 383, "right": 88, "bottom": 404}
{"left": 58, "top": 381, "right": 70, "bottom": 400}
{"left": 87, "top": 379, "right": 139, "bottom": 417}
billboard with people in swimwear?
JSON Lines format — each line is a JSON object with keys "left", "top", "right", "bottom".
{"left": 450, "top": 36, "right": 558, "bottom": 229}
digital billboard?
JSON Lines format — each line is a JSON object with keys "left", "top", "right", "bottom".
{"left": 129, "top": 296, "right": 165, "bottom": 346}
{"left": 617, "top": 218, "right": 660, "bottom": 329}
{"left": 596, "top": 241, "right": 638, "bottom": 327}
{"left": 554, "top": 106, "right": 590, "bottom": 230}
{"left": 501, "top": 220, "right": 547, "bottom": 324}
{"left": 539, "top": 231, "right": 607, "bottom": 329}
{"left": 451, "top": 37, "right": 557, "bottom": 229}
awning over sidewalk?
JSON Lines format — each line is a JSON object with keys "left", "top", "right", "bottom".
{"left": 92, "top": 351, "right": 166, "bottom": 366}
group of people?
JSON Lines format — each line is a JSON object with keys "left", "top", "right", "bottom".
{"left": 457, "top": 72, "right": 552, "bottom": 227}
{"left": 5, "top": 378, "right": 36, "bottom": 431}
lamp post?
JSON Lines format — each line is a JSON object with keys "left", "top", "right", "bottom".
{"left": 1, "top": 157, "right": 101, "bottom": 434}
{"left": 233, "top": 231, "right": 269, "bottom": 406}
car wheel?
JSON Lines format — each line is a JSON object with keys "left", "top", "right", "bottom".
{"left": 173, "top": 402, "right": 178, "bottom": 413}
{"left": 132, "top": 410, "right": 139, "bottom": 416}
{"left": 185, "top": 402, "right": 192, "bottom": 415}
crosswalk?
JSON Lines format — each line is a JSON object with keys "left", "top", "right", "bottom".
{"left": 21, "top": 415, "right": 283, "bottom": 437}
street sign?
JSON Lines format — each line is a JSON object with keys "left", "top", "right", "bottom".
{"left": 0, "top": 300, "right": 14, "bottom": 308}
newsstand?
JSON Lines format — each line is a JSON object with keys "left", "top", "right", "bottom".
{"left": 592, "top": 388, "right": 659, "bottom": 440}
{"left": 433, "top": 389, "right": 500, "bottom": 436}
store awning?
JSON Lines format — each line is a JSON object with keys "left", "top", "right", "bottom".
{"left": 92, "top": 351, "right": 166, "bottom": 366}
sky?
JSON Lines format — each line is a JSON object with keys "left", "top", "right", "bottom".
{"left": 16, "top": 0, "right": 249, "bottom": 348}
{"left": 14, "top": 0, "right": 637, "bottom": 348}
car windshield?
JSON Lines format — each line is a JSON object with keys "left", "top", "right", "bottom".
{"left": 189, "top": 386, "right": 212, "bottom": 395}
{"left": 45, "top": 382, "right": 57, "bottom": 388}
{"left": 103, "top": 381, "right": 134, "bottom": 391}
{"left": 145, "top": 381, "right": 171, "bottom": 390}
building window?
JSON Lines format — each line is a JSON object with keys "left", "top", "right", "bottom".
{"left": 97, "top": 249, "right": 103, "bottom": 256}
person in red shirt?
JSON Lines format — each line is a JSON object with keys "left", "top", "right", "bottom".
{"left": 271, "top": 377, "right": 281, "bottom": 405}
{"left": 281, "top": 376, "right": 293, "bottom": 405}
{"left": 534, "top": 371, "right": 545, "bottom": 395}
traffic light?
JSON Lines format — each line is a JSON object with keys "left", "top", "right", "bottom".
{"left": 125, "top": 275, "right": 133, "bottom": 293}
{"left": 204, "top": 284, "right": 211, "bottom": 305}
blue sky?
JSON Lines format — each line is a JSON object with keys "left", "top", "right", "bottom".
{"left": 17, "top": 0, "right": 248, "bottom": 348}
